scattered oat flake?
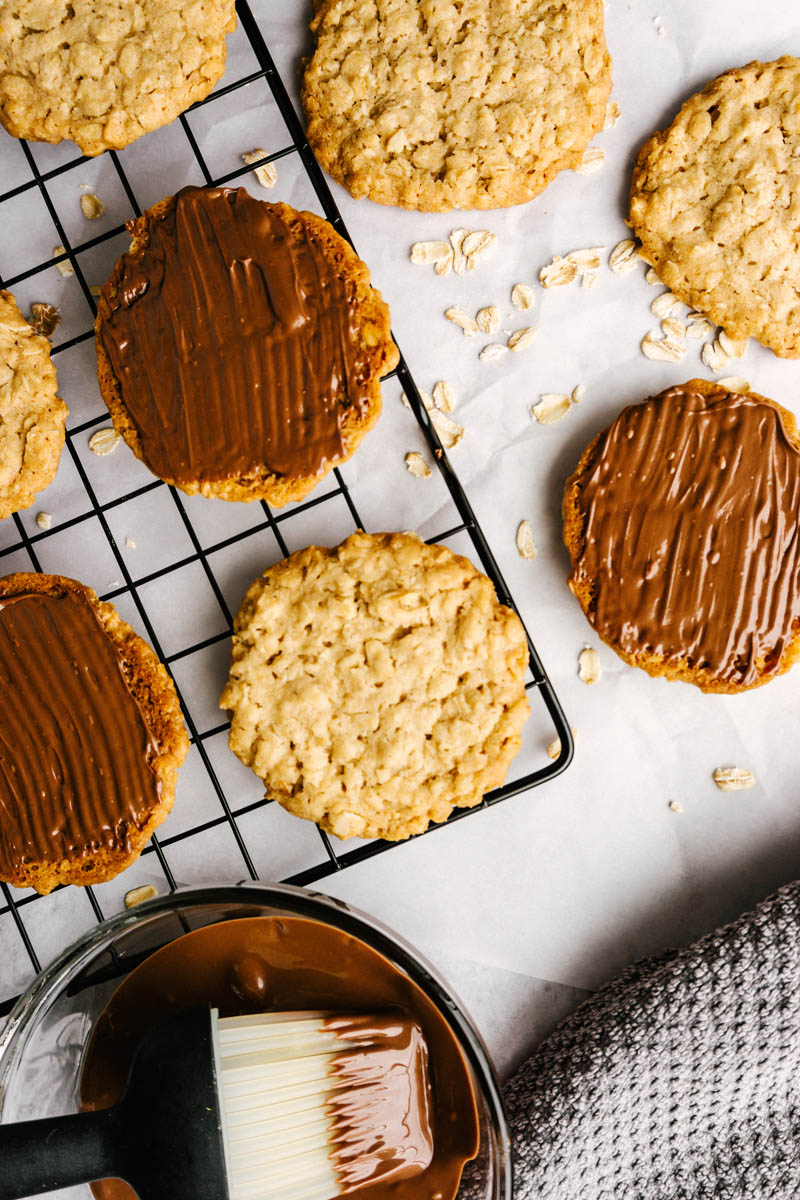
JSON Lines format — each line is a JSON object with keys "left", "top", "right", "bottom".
{"left": 432, "top": 380, "right": 456, "bottom": 413}
{"left": 604, "top": 100, "right": 621, "bottom": 129}
{"left": 35, "top": 512, "right": 52, "bottom": 530}
{"left": 572, "top": 385, "right": 585, "bottom": 405}
{"left": 476, "top": 305, "right": 500, "bottom": 335}
{"left": 645, "top": 266, "right": 660, "bottom": 285}
{"left": 609, "top": 239, "right": 640, "bottom": 274}
{"left": 686, "top": 317, "right": 714, "bottom": 340}
{"left": 567, "top": 247, "right": 605, "bottom": 273}
{"left": 508, "top": 326, "right": 537, "bottom": 352}
{"left": 418, "top": 388, "right": 434, "bottom": 412}
{"left": 405, "top": 451, "right": 431, "bottom": 478}
{"left": 668, "top": 800, "right": 683, "bottom": 813}
{"left": 430, "top": 408, "right": 464, "bottom": 449}
{"left": 511, "top": 283, "right": 535, "bottom": 312}
{"left": 53, "top": 245, "right": 74, "bottom": 277}
{"left": 575, "top": 147, "right": 605, "bottom": 175}
{"left": 516, "top": 520, "right": 536, "bottom": 560}
{"left": 661, "top": 316, "right": 686, "bottom": 339}
{"left": 89, "top": 427, "right": 121, "bottom": 456}
{"left": 434, "top": 250, "right": 454, "bottom": 277}
{"left": 28, "top": 302, "right": 60, "bottom": 337}
{"left": 539, "top": 256, "right": 578, "bottom": 288}
{"left": 444, "top": 306, "right": 479, "bottom": 337}
{"left": 532, "top": 393, "right": 571, "bottom": 424}
{"left": 641, "top": 331, "right": 686, "bottom": 362}
{"left": 578, "top": 645, "right": 602, "bottom": 684}
{"left": 718, "top": 331, "right": 749, "bottom": 358}
{"left": 450, "top": 228, "right": 468, "bottom": 275}
{"left": 410, "top": 240, "right": 452, "bottom": 266}
{"left": 713, "top": 766, "right": 755, "bottom": 792}
{"left": 241, "top": 150, "right": 277, "bottom": 189}
{"left": 80, "top": 193, "right": 103, "bottom": 219}
{"left": 125, "top": 884, "right": 158, "bottom": 908}
{"left": 547, "top": 726, "right": 578, "bottom": 760}
{"left": 718, "top": 376, "right": 750, "bottom": 394}
{"left": 701, "top": 340, "right": 730, "bottom": 373}
{"left": 125, "top": 537, "right": 136, "bottom": 550}
{"left": 479, "top": 342, "right": 509, "bottom": 362}
{"left": 581, "top": 272, "right": 598, "bottom": 290}
{"left": 651, "top": 291, "right": 680, "bottom": 319}
{"left": 462, "top": 231, "right": 497, "bottom": 268}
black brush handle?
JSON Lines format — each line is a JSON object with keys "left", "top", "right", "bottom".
{"left": 0, "top": 1106, "right": 121, "bottom": 1199}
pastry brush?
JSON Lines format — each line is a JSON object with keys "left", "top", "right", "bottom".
{"left": 0, "top": 1007, "right": 433, "bottom": 1200}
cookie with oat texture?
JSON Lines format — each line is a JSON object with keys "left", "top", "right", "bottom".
{"left": 220, "top": 531, "right": 530, "bottom": 840}
{"left": 302, "top": 0, "right": 612, "bottom": 212}
{"left": 0, "top": 0, "right": 236, "bottom": 156}
{"left": 630, "top": 57, "right": 800, "bottom": 357}
{"left": 0, "top": 289, "right": 66, "bottom": 521}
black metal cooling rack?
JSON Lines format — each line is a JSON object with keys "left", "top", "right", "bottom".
{"left": 0, "top": 0, "right": 572, "bottom": 1014}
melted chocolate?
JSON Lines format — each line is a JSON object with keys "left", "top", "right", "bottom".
{"left": 97, "top": 186, "right": 373, "bottom": 486}
{"left": 80, "top": 917, "right": 479, "bottom": 1200}
{"left": 569, "top": 384, "right": 800, "bottom": 687}
{"left": 0, "top": 590, "right": 160, "bottom": 871}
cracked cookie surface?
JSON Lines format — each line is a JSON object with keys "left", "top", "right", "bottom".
{"left": 221, "top": 531, "right": 531, "bottom": 840}
{"left": 0, "top": 289, "right": 67, "bottom": 520}
{"left": 0, "top": 0, "right": 236, "bottom": 156}
{"left": 302, "top": 0, "right": 612, "bottom": 212}
{"left": 630, "top": 57, "right": 800, "bottom": 357}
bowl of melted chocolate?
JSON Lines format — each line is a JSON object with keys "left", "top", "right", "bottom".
{"left": 0, "top": 884, "right": 509, "bottom": 1200}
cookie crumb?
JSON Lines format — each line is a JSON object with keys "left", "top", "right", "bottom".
{"left": 125, "top": 536, "right": 136, "bottom": 550}
{"left": 668, "top": 800, "right": 683, "bottom": 813}
{"left": 405, "top": 451, "right": 431, "bottom": 478}
{"left": 28, "top": 302, "right": 60, "bottom": 338}
{"left": 80, "top": 193, "right": 103, "bottom": 220}
{"left": 35, "top": 511, "right": 52, "bottom": 530}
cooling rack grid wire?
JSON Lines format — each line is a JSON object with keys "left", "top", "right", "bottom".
{"left": 0, "top": 0, "right": 572, "bottom": 1015}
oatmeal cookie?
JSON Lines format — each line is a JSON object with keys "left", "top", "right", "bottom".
{"left": 0, "top": 0, "right": 236, "bottom": 157}
{"left": 220, "top": 531, "right": 530, "bottom": 840}
{"left": 630, "top": 57, "right": 800, "bottom": 357}
{"left": 95, "top": 186, "right": 398, "bottom": 505}
{"left": 0, "top": 289, "right": 67, "bottom": 521}
{"left": 0, "top": 572, "right": 189, "bottom": 893}
{"left": 302, "top": 0, "right": 612, "bottom": 211}
{"left": 563, "top": 380, "right": 800, "bottom": 693}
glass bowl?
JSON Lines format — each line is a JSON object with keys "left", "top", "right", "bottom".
{"left": 0, "top": 883, "right": 510, "bottom": 1200}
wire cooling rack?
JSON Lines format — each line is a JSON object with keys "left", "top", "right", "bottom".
{"left": 0, "top": 0, "right": 573, "bottom": 1015}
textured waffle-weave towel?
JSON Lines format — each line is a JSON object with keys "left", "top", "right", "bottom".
{"left": 505, "top": 880, "right": 800, "bottom": 1199}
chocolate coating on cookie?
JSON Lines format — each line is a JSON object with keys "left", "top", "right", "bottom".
{"left": 0, "top": 574, "right": 188, "bottom": 892}
{"left": 95, "top": 187, "right": 397, "bottom": 504}
{"left": 563, "top": 381, "right": 800, "bottom": 692}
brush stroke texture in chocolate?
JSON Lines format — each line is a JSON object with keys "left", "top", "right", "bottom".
{"left": 0, "top": 590, "right": 160, "bottom": 872}
{"left": 98, "top": 187, "right": 371, "bottom": 486}
{"left": 569, "top": 385, "right": 800, "bottom": 687}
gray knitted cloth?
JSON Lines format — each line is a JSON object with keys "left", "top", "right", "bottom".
{"left": 505, "top": 880, "right": 800, "bottom": 1199}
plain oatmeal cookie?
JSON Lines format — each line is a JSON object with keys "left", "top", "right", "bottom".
{"left": 630, "top": 57, "right": 800, "bottom": 357}
{"left": 220, "top": 531, "right": 531, "bottom": 840}
{"left": 0, "top": 0, "right": 236, "bottom": 156}
{"left": 0, "top": 289, "right": 67, "bottom": 520}
{"left": 302, "top": 0, "right": 612, "bottom": 211}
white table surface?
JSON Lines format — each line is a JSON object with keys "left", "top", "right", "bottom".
{"left": 1, "top": 0, "right": 799, "bottom": 1084}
